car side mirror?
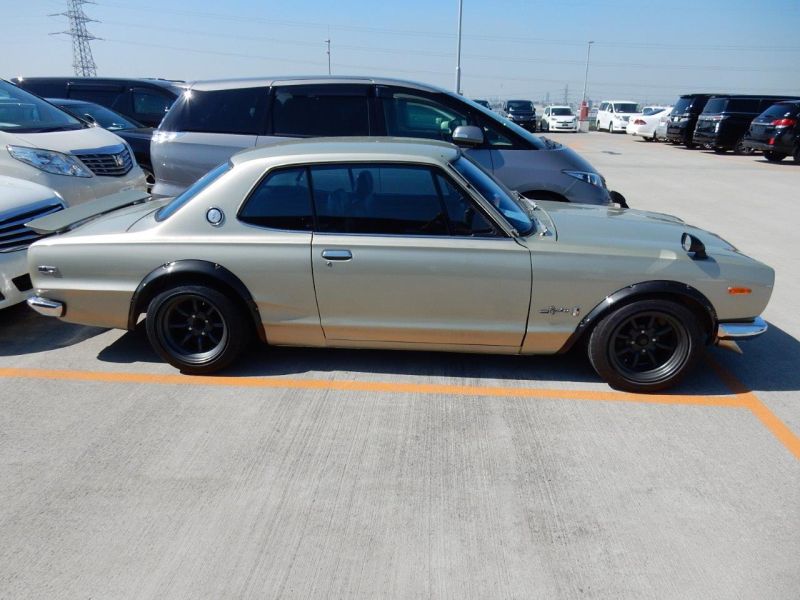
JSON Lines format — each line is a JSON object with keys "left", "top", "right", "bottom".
{"left": 82, "top": 113, "right": 97, "bottom": 126}
{"left": 452, "top": 125, "right": 484, "bottom": 146}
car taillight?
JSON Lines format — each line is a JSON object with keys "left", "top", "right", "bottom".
{"left": 772, "top": 118, "right": 796, "bottom": 127}
{"left": 634, "top": 119, "right": 646, "bottom": 125}
{"left": 769, "top": 137, "right": 775, "bottom": 145}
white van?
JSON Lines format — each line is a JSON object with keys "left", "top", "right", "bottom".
{"left": 0, "top": 80, "right": 146, "bottom": 206}
{"left": 596, "top": 100, "right": 640, "bottom": 133}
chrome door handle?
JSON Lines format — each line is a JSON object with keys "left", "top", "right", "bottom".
{"left": 321, "top": 249, "right": 352, "bottom": 261}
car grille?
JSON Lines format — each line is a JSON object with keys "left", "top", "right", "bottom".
{"left": 0, "top": 202, "right": 63, "bottom": 253}
{"left": 74, "top": 146, "right": 133, "bottom": 177}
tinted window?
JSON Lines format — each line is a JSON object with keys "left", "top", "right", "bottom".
{"left": 551, "top": 107, "right": 573, "bottom": 116}
{"left": 156, "top": 163, "right": 230, "bottom": 221}
{"left": 56, "top": 101, "right": 139, "bottom": 130}
{"left": 272, "top": 85, "right": 369, "bottom": 137}
{"left": 311, "top": 164, "right": 447, "bottom": 235}
{"left": 613, "top": 103, "right": 639, "bottom": 113}
{"left": 760, "top": 102, "right": 800, "bottom": 120}
{"left": 725, "top": 98, "right": 761, "bottom": 113}
{"left": 507, "top": 101, "right": 533, "bottom": 111}
{"left": 68, "top": 86, "right": 124, "bottom": 108}
{"left": 672, "top": 97, "right": 694, "bottom": 114}
{"left": 133, "top": 89, "right": 173, "bottom": 117}
{"left": 0, "top": 80, "right": 83, "bottom": 133}
{"left": 161, "top": 87, "right": 267, "bottom": 135}
{"left": 239, "top": 167, "right": 313, "bottom": 230}
{"left": 434, "top": 173, "right": 497, "bottom": 237}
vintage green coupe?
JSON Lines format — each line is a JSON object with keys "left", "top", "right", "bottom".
{"left": 26, "top": 138, "right": 773, "bottom": 392}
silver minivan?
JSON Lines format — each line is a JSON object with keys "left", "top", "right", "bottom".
{"left": 151, "top": 77, "right": 617, "bottom": 206}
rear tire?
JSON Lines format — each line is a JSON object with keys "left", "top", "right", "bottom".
{"left": 587, "top": 299, "right": 703, "bottom": 393}
{"left": 764, "top": 151, "right": 786, "bottom": 162}
{"left": 609, "top": 122, "right": 615, "bottom": 133}
{"left": 793, "top": 145, "right": 800, "bottom": 164}
{"left": 145, "top": 285, "right": 249, "bottom": 374}
{"left": 733, "top": 138, "right": 754, "bottom": 155}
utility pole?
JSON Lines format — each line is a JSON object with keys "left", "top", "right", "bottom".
{"left": 563, "top": 84, "right": 569, "bottom": 106}
{"left": 325, "top": 37, "right": 331, "bottom": 75}
{"left": 50, "top": 0, "right": 99, "bottom": 77}
{"left": 581, "top": 40, "right": 594, "bottom": 107}
{"left": 455, "top": 0, "right": 463, "bottom": 94}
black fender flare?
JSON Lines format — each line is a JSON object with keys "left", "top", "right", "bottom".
{"left": 128, "top": 260, "right": 266, "bottom": 342}
{"left": 557, "top": 280, "right": 717, "bottom": 353}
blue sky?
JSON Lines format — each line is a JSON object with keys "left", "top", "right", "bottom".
{"left": 4, "top": 0, "right": 800, "bottom": 104}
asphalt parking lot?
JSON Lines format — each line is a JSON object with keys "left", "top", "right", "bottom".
{"left": 1, "top": 132, "right": 798, "bottom": 599}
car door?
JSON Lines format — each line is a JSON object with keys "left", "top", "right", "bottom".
{"left": 309, "top": 162, "right": 532, "bottom": 348}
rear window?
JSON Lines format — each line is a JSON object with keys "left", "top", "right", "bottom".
{"left": 613, "top": 103, "right": 639, "bottom": 113}
{"left": 551, "top": 107, "right": 573, "bottom": 116}
{"left": 671, "top": 97, "right": 694, "bottom": 114}
{"left": 760, "top": 102, "right": 800, "bottom": 120}
{"left": 160, "top": 87, "right": 268, "bottom": 135}
{"left": 156, "top": 163, "right": 230, "bottom": 221}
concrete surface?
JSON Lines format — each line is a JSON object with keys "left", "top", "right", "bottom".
{"left": 0, "top": 131, "right": 798, "bottom": 599}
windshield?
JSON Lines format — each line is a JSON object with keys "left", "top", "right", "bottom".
{"left": 156, "top": 163, "right": 230, "bottom": 221}
{"left": 672, "top": 97, "right": 694, "bottom": 115}
{"left": 614, "top": 103, "right": 639, "bottom": 113}
{"left": 0, "top": 80, "right": 84, "bottom": 133}
{"left": 452, "top": 156, "right": 534, "bottom": 236}
{"left": 551, "top": 107, "right": 573, "bottom": 116}
{"left": 642, "top": 107, "right": 665, "bottom": 116}
{"left": 507, "top": 101, "right": 533, "bottom": 111}
{"left": 473, "top": 99, "right": 490, "bottom": 108}
{"left": 58, "top": 101, "right": 141, "bottom": 130}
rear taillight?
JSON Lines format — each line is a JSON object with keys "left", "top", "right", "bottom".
{"left": 772, "top": 118, "right": 796, "bottom": 127}
{"left": 634, "top": 119, "right": 646, "bottom": 125}
{"left": 769, "top": 137, "right": 775, "bottom": 145}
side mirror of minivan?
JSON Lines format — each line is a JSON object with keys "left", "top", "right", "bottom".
{"left": 452, "top": 125, "right": 484, "bottom": 146}
{"left": 82, "top": 113, "right": 98, "bottom": 126}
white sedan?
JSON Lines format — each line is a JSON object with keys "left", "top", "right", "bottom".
{"left": 626, "top": 106, "right": 672, "bottom": 141}
{"left": 539, "top": 106, "right": 579, "bottom": 132}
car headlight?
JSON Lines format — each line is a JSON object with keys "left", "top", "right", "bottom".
{"left": 7, "top": 145, "right": 92, "bottom": 177}
{"left": 563, "top": 170, "right": 605, "bottom": 188}
{"left": 679, "top": 117, "right": 690, "bottom": 123}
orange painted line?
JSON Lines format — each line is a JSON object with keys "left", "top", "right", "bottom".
{"left": 707, "top": 357, "right": 800, "bottom": 461}
{"left": 0, "top": 366, "right": 744, "bottom": 408}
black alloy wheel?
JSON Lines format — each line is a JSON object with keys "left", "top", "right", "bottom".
{"left": 588, "top": 299, "right": 703, "bottom": 392}
{"left": 146, "top": 285, "right": 249, "bottom": 374}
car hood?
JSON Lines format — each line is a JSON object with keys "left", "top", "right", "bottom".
{"left": 534, "top": 201, "right": 736, "bottom": 253}
{"left": 0, "top": 176, "right": 63, "bottom": 212}
{"left": 1, "top": 126, "right": 127, "bottom": 154}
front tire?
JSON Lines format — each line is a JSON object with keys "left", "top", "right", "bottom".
{"left": 587, "top": 299, "right": 703, "bottom": 392}
{"left": 145, "top": 285, "right": 249, "bottom": 374}
{"left": 764, "top": 151, "right": 786, "bottom": 162}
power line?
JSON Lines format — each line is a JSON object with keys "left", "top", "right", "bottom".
{"left": 49, "top": 0, "right": 99, "bottom": 76}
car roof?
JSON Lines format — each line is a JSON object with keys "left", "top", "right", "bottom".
{"left": 12, "top": 77, "right": 184, "bottom": 92}
{"left": 231, "top": 137, "right": 461, "bottom": 167}
{"left": 546, "top": 105, "right": 572, "bottom": 109}
{"left": 183, "top": 75, "right": 447, "bottom": 93}
{"left": 602, "top": 100, "right": 638, "bottom": 104}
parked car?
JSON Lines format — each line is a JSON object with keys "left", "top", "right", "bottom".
{"left": 654, "top": 107, "right": 674, "bottom": 141}
{"left": 665, "top": 93, "right": 718, "bottom": 148}
{"left": 0, "top": 79, "right": 147, "bottom": 206}
{"left": 742, "top": 100, "right": 800, "bottom": 163}
{"left": 473, "top": 99, "right": 491, "bottom": 109}
{"left": 0, "top": 177, "right": 64, "bottom": 310}
{"left": 500, "top": 100, "right": 537, "bottom": 131}
{"left": 693, "top": 95, "right": 800, "bottom": 154}
{"left": 11, "top": 77, "right": 183, "bottom": 128}
{"left": 27, "top": 138, "right": 772, "bottom": 392}
{"left": 539, "top": 106, "right": 579, "bottom": 132}
{"left": 596, "top": 100, "right": 640, "bottom": 133}
{"left": 626, "top": 106, "right": 672, "bottom": 141}
{"left": 150, "top": 77, "right": 619, "bottom": 206}
{"left": 47, "top": 98, "right": 156, "bottom": 188}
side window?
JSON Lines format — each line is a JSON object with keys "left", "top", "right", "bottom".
{"left": 238, "top": 167, "right": 313, "bottom": 230}
{"left": 599, "top": 102, "right": 608, "bottom": 112}
{"left": 382, "top": 92, "right": 469, "bottom": 142}
{"left": 434, "top": 173, "right": 497, "bottom": 237}
{"left": 477, "top": 117, "right": 514, "bottom": 147}
{"left": 161, "top": 87, "right": 267, "bottom": 134}
{"left": 311, "top": 163, "right": 447, "bottom": 236}
{"left": 272, "top": 85, "right": 369, "bottom": 137}
{"left": 132, "top": 89, "right": 173, "bottom": 118}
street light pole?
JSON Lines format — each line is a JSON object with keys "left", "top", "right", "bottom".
{"left": 455, "top": 0, "right": 463, "bottom": 94}
{"left": 582, "top": 40, "right": 594, "bottom": 106}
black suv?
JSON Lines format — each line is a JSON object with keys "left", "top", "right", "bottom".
{"left": 692, "top": 95, "right": 800, "bottom": 154}
{"left": 665, "top": 93, "right": 718, "bottom": 147}
{"left": 11, "top": 77, "right": 183, "bottom": 128}
{"left": 743, "top": 100, "right": 800, "bottom": 163}
{"left": 501, "top": 100, "right": 537, "bottom": 131}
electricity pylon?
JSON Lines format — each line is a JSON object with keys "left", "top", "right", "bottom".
{"left": 50, "top": 0, "right": 99, "bottom": 77}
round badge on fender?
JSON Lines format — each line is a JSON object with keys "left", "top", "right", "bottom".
{"left": 206, "top": 207, "right": 224, "bottom": 226}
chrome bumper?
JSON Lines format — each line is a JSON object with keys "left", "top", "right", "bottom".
{"left": 27, "top": 295, "right": 64, "bottom": 318}
{"left": 717, "top": 317, "right": 768, "bottom": 341}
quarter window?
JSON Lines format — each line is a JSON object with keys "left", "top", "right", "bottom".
{"left": 311, "top": 164, "right": 448, "bottom": 235}
{"left": 272, "top": 85, "right": 369, "bottom": 136}
{"left": 239, "top": 167, "right": 314, "bottom": 230}
{"left": 161, "top": 87, "right": 267, "bottom": 135}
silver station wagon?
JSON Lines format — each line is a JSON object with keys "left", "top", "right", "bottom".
{"left": 27, "top": 138, "right": 773, "bottom": 392}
